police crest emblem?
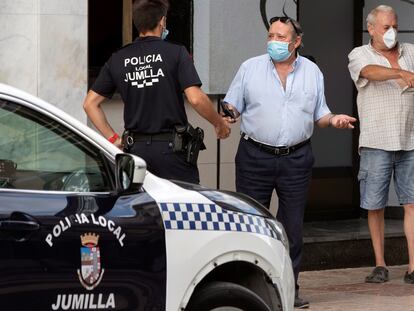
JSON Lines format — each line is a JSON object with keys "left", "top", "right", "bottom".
{"left": 77, "top": 233, "right": 105, "bottom": 290}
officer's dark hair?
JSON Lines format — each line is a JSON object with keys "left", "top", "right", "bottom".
{"left": 133, "top": 0, "right": 170, "bottom": 33}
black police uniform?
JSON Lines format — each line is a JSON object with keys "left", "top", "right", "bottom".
{"left": 92, "top": 36, "right": 202, "bottom": 183}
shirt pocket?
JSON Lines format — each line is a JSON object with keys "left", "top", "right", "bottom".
{"left": 300, "top": 90, "right": 317, "bottom": 114}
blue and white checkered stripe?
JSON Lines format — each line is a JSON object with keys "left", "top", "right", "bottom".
{"left": 160, "top": 203, "right": 276, "bottom": 239}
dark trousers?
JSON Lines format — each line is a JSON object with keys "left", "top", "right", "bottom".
{"left": 235, "top": 138, "right": 314, "bottom": 287}
{"left": 130, "top": 140, "right": 199, "bottom": 184}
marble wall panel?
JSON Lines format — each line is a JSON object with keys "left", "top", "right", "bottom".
{"left": 0, "top": 0, "right": 35, "bottom": 14}
{"left": 39, "top": 0, "right": 87, "bottom": 15}
{"left": 0, "top": 13, "right": 37, "bottom": 95}
{"left": 38, "top": 13, "right": 87, "bottom": 122}
{"left": 0, "top": 0, "right": 87, "bottom": 123}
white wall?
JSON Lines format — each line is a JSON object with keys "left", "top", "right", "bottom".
{"left": 0, "top": 0, "right": 88, "bottom": 122}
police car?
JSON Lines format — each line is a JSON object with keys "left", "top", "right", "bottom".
{"left": 0, "top": 83, "right": 294, "bottom": 311}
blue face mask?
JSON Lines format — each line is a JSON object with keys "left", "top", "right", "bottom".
{"left": 161, "top": 28, "right": 169, "bottom": 40}
{"left": 267, "top": 40, "right": 292, "bottom": 62}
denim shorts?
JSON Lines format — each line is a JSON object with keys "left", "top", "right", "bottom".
{"left": 359, "top": 148, "right": 414, "bottom": 210}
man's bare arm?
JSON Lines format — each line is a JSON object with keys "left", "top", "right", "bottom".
{"left": 361, "top": 65, "right": 414, "bottom": 87}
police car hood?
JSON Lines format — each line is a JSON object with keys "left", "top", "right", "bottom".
{"left": 168, "top": 180, "right": 273, "bottom": 218}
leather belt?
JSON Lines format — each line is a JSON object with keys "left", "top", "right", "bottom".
{"left": 129, "top": 132, "right": 173, "bottom": 142}
{"left": 241, "top": 133, "right": 310, "bottom": 156}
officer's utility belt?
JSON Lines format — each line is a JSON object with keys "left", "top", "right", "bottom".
{"left": 242, "top": 133, "right": 310, "bottom": 156}
{"left": 123, "top": 124, "right": 205, "bottom": 165}
{"left": 127, "top": 132, "right": 173, "bottom": 142}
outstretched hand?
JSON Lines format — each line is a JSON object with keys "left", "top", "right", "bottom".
{"left": 330, "top": 114, "right": 357, "bottom": 129}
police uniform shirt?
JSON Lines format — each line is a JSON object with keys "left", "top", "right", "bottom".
{"left": 92, "top": 36, "right": 202, "bottom": 134}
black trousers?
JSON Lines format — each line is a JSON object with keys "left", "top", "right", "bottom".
{"left": 235, "top": 138, "right": 314, "bottom": 287}
{"left": 130, "top": 140, "right": 199, "bottom": 184}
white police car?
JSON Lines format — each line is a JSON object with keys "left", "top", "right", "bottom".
{"left": 0, "top": 83, "right": 294, "bottom": 311}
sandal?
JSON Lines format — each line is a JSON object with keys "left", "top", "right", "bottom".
{"left": 365, "top": 266, "right": 389, "bottom": 283}
{"left": 404, "top": 271, "right": 414, "bottom": 284}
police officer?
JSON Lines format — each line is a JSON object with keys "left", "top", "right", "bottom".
{"left": 83, "top": 0, "right": 230, "bottom": 184}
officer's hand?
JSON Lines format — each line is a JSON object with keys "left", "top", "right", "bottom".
{"left": 215, "top": 119, "right": 231, "bottom": 139}
{"left": 114, "top": 137, "right": 123, "bottom": 150}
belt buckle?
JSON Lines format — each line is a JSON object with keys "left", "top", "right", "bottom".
{"left": 277, "top": 147, "right": 290, "bottom": 156}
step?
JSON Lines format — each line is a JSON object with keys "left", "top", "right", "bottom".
{"left": 302, "top": 219, "right": 408, "bottom": 271}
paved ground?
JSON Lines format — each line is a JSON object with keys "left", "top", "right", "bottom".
{"left": 299, "top": 265, "right": 414, "bottom": 311}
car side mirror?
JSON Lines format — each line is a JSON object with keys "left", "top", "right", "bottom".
{"left": 115, "top": 154, "right": 146, "bottom": 193}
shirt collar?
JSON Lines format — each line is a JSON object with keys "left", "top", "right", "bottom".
{"left": 368, "top": 40, "right": 403, "bottom": 57}
{"left": 135, "top": 36, "right": 162, "bottom": 43}
{"left": 293, "top": 54, "right": 301, "bottom": 69}
{"left": 268, "top": 53, "right": 300, "bottom": 71}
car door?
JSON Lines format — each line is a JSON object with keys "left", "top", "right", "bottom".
{"left": 0, "top": 98, "right": 166, "bottom": 311}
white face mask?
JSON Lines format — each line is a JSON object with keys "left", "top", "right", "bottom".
{"left": 383, "top": 27, "right": 397, "bottom": 49}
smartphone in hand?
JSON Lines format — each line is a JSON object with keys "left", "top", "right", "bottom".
{"left": 220, "top": 101, "right": 236, "bottom": 119}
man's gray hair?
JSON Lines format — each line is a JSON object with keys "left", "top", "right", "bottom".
{"left": 291, "top": 19, "right": 304, "bottom": 49}
{"left": 366, "top": 5, "right": 397, "bottom": 25}
{"left": 291, "top": 19, "right": 303, "bottom": 38}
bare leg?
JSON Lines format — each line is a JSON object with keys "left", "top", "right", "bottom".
{"left": 367, "top": 209, "right": 386, "bottom": 267}
{"left": 404, "top": 204, "right": 414, "bottom": 273}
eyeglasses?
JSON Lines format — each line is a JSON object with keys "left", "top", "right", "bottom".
{"left": 269, "top": 16, "right": 300, "bottom": 36}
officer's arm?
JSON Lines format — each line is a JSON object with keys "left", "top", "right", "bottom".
{"left": 184, "top": 86, "right": 230, "bottom": 139}
{"left": 83, "top": 90, "right": 122, "bottom": 146}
